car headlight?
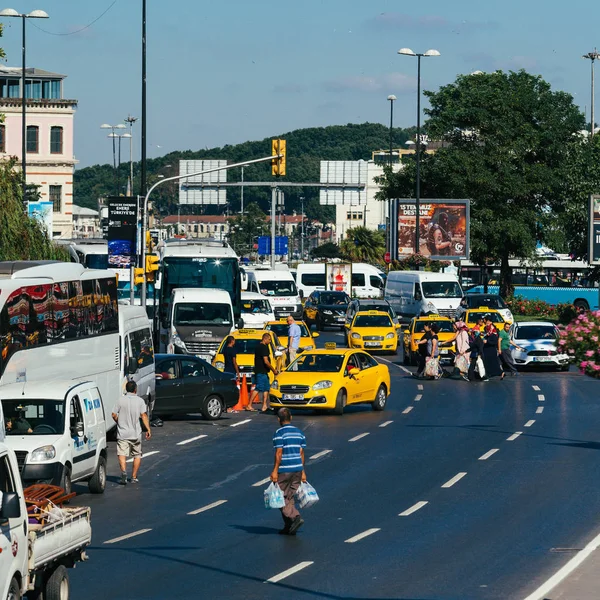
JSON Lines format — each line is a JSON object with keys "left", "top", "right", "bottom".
{"left": 30, "top": 445, "right": 56, "bottom": 462}
{"left": 215, "top": 361, "right": 225, "bottom": 370}
{"left": 271, "top": 380, "right": 279, "bottom": 390}
{"left": 427, "top": 302, "right": 436, "bottom": 310}
{"left": 385, "top": 332, "right": 395, "bottom": 339}
{"left": 312, "top": 380, "right": 333, "bottom": 390}
{"left": 172, "top": 333, "right": 186, "bottom": 351}
{"left": 351, "top": 333, "right": 361, "bottom": 339}
{"left": 323, "top": 309, "right": 333, "bottom": 315}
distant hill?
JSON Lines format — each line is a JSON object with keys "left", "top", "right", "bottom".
{"left": 73, "top": 122, "right": 414, "bottom": 221}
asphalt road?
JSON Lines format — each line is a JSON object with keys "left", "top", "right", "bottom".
{"left": 66, "top": 328, "right": 600, "bottom": 600}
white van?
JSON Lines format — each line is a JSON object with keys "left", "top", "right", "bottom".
{"left": 0, "top": 380, "right": 108, "bottom": 495}
{"left": 241, "top": 291, "right": 275, "bottom": 328}
{"left": 384, "top": 271, "right": 463, "bottom": 321}
{"left": 246, "top": 270, "right": 302, "bottom": 319}
{"left": 296, "top": 263, "right": 386, "bottom": 299}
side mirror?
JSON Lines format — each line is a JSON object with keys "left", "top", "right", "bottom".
{"left": 277, "top": 346, "right": 286, "bottom": 352}
{"left": 274, "top": 351, "right": 283, "bottom": 357}
{"left": 127, "top": 357, "right": 139, "bottom": 375}
{"left": 312, "top": 332, "right": 319, "bottom": 338}
{"left": 348, "top": 367, "right": 360, "bottom": 377}
{"left": 237, "top": 318, "right": 244, "bottom": 329}
{"left": 403, "top": 329, "right": 410, "bottom": 335}
{"left": 299, "top": 290, "right": 304, "bottom": 299}
{"left": 0, "top": 492, "right": 21, "bottom": 520}
{"left": 395, "top": 323, "right": 401, "bottom": 330}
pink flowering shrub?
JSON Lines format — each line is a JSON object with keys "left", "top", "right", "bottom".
{"left": 559, "top": 311, "right": 600, "bottom": 377}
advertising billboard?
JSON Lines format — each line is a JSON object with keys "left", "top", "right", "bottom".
{"left": 27, "top": 201, "right": 53, "bottom": 234}
{"left": 326, "top": 263, "right": 352, "bottom": 296}
{"left": 590, "top": 195, "right": 600, "bottom": 265}
{"left": 395, "top": 199, "right": 470, "bottom": 260}
{"left": 107, "top": 196, "right": 138, "bottom": 269}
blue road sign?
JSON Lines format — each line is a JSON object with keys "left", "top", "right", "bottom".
{"left": 257, "top": 236, "right": 289, "bottom": 256}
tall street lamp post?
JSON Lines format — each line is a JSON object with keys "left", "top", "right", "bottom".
{"left": 101, "top": 123, "right": 126, "bottom": 195}
{"left": 125, "top": 115, "right": 137, "bottom": 195}
{"left": 583, "top": 49, "right": 600, "bottom": 138}
{"left": 387, "top": 94, "right": 396, "bottom": 257}
{"left": 0, "top": 8, "right": 49, "bottom": 204}
{"left": 398, "top": 47, "right": 441, "bottom": 254}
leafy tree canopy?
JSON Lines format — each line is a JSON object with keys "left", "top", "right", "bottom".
{"left": 311, "top": 242, "right": 341, "bottom": 259}
{"left": 339, "top": 226, "right": 385, "bottom": 264}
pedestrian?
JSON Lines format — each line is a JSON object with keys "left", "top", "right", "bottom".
{"left": 498, "top": 322, "right": 523, "bottom": 377}
{"left": 413, "top": 322, "right": 433, "bottom": 378}
{"left": 482, "top": 317, "right": 503, "bottom": 379}
{"left": 112, "top": 381, "right": 151, "bottom": 485}
{"left": 468, "top": 329, "right": 488, "bottom": 381}
{"left": 425, "top": 322, "right": 443, "bottom": 379}
{"left": 454, "top": 297, "right": 468, "bottom": 321}
{"left": 447, "top": 320, "right": 470, "bottom": 381}
{"left": 287, "top": 315, "right": 301, "bottom": 370}
{"left": 270, "top": 407, "right": 306, "bottom": 535}
{"left": 223, "top": 336, "right": 250, "bottom": 412}
{"left": 249, "top": 332, "right": 279, "bottom": 413}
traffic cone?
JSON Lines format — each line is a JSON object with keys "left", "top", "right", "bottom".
{"left": 232, "top": 375, "right": 247, "bottom": 411}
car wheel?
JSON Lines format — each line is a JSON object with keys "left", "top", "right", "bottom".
{"left": 45, "top": 565, "right": 69, "bottom": 600}
{"left": 59, "top": 465, "right": 72, "bottom": 497}
{"left": 88, "top": 455, "right": 106, "bottom": 494}
{"left": 6, "top": 578, "right": 20, "bottom": 600}
{"left": 333, "top": 389, "right": 346, "bottom": 416}
{"left": 372, "top": 384, "right": 387, "bottom": 411}
{"left": 574, "top": 300, "right": 589, "bottom": 311}
{"left": 202, "top": 395, "right": 224, "bottom": 420}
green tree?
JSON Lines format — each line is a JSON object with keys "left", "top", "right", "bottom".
{"left": 227, "top": 202, "right": 269, "bottom": 257}
{"left": 340, "top": 226, "right": 385, "bottom": 264}
{"left": 311, "top": 242, "right": 341, "bottom": 259}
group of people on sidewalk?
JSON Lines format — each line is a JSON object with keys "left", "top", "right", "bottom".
{"left": 413, "top": 314, "right": 525, "bottom": 382}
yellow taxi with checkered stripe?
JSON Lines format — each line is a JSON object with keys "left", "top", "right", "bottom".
{"left": 402, "top": 315, "right": 455, "bottom": 366}
{"left": 270, "top": 345, "right": 391, "bottom": 415}
{"left": 346, "top": 310, "right": 400, "bottom": 354}
{"left": 263, "top": 319, "right": 318, "bottom": 352}
{"left": 464, "top": 307, "right": 506, "bottom": 330}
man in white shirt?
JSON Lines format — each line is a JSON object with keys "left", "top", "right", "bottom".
{"left": 287, "top": 316, "right": 301, "bottom": 370}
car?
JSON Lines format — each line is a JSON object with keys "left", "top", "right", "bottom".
{"left": 303, "top": 290, "right": 350, "bottom": 330}
{"left": 211, "top": 328, "right": 285, "bottom": 383}
{"left": 464, "top": 294, "right": 513, "bottom": 323}
{"left": 269, "top": 348, "right": 391, "bottom": 415}
{"left": 154, "top": 354, "right": 238, "bottom": 420}
{"left": 346, "top": 310, "right": 400, "bottom": 354}
{"left": 345, "top": 298, "right": 399, "bottom": 328}
{"left": 241, "top": 291, "right": 275, "bottom": 329}
{"left": 402, "top": 315, "right": 456, "bottom": 365}
{"left": 464, "top": 307, "right": 506, "bottom": 330}
{"left": 510, "top": 321, "right": 570, "bottom": 370}
{"left": 264, "top": 319, "right": 319, "bottom": 353}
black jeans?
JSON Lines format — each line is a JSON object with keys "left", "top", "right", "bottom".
{"left": 416, "top": 352, "right": 427, "bottom": 376}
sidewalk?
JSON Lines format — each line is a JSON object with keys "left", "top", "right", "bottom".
{"left": 544, "top": 545, "right": 600, "bottom": 600}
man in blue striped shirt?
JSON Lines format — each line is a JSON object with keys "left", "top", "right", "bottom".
{"left": 271, "top": 408, "right": 307, "bottom": 535}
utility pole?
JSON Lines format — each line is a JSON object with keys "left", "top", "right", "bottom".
{"left": 300, "top": 195, "right": 304, "bottom": 260}
{"left": 271, "top": 186, "right": 277, "bottom": 268}
{"left": 584, "top": 49, "right": 600, "bottom": 138}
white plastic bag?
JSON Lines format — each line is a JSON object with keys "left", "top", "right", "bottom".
{"left": 296, "top": 481, "right": 319, "bottom": 509}
{"left": 264, "top": 482, "right": 285, "bottom": 509}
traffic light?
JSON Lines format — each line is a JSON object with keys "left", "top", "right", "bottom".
{"left": 146, "top": 231, "right": 153, "bottom": 252}
{"left": 145, "top": 253, "right": 159, "bottom": 274}
{"left": 133, "top": 268, "right": 145, "bottom": 286}
{"left": 271, "top": 139, "right": 286, "bottom": 177}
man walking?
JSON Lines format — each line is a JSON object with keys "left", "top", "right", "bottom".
{"left": 249, "top": 332, "right": 278, "bottom": 413}
{"left": 498, "top": 322, "right": 523, "bottom": 376}
{"left": 270, "top": 408, "right": 306, "bottom": 535}
{"left": 112, "top": 381, "right": 151, "bottom": 485}
{"left": 413, "top": 322, "right": 433, "bottom": 379}
{"left": 287, "top": 315, "right": 301, "bottom": 369}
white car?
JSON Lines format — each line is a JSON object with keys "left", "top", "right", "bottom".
{"left": 510, "top": 321, "right": 570, "bottom": 370}
{"left": 241, "top": 292, "right": 275, "bottom": 328}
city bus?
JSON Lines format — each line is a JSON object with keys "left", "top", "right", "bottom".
{"left": 461, "top": 259, "right": 599, "bottom": 310}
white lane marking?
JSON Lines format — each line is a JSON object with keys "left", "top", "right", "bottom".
{"left": 188, "top": 500, "right": 228, "bottom": 515}
{"left": 524, "top": 420, "right": 535, "bottom": 428}
{"left": 402, "top": 406, "right": 414, "bottom": 414}
{"left": 379, "top": 420, "right": 393, "bottom": 428}
{"left": 536, "top": 406, "right": 544, "bottom": 414}
{"left": 266, "top": 561, "right": 314, "bottom": 584}
{"left": 441, "top": 472, "right": 467, "bottom": 488}
{"left": 252, "top": 476, "right": 272, "bottom": 488}
{"left": 507, "top": 432, "right": 523, "bottom": 441}
{"left": 349, "top": 432, "right": 370, "bottom": 442}
{"left": 399, "top": 501, "right": 428, "bottom": 516}
{"left": 177, "top": 434, "right": 208, "bottom": 446}
{"left": 414, "top": 394, "right": 422, "bottom": 402}
{"left": 104, "top": 529, "right": 152, "bottom": 544}
{"left": 127, "top": 451, "right": 159, "bottom": 463}
{"left": 345, "top": 528, "right": 380, "bottom": 544}
{"left": 532, "top": 385, "right": 541, "bottom": 391}
{"left": 522, "top": 530, "right": 600, "bottom": 600}
{"left": 309, "top": 449, "right": 332, "bottom": 460}
{"left": 417, "top": 384, "right": 424, "bottom": 390}
{"left": 230, "top": 418, "right": 252, "bottom": 428}
{"left": 538, "top": 394, "right": 545, "bottom": 402}
{"left": 479, "top": 448, "right": 499, "bottom": 461}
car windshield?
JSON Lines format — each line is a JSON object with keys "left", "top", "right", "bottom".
{"left": 267, "top": 323, "right": 310, "bottom": 337}
{"left": 515, "top": 325, "right": 557, "bottom": 340}
{"left": 290, "top": 353, "right": 344, "bottom": 372}
{"left": 174, "top": 302, "right": 232, "bottom": 326}
{"left": 222, "top": 339, "right": 273, "bottom": 354}
{"left": 3, "top": 399, "right": 65, "bottom": 435}
{"left": 242, "top": 299, "right": 271, "bottom": 314}
{"left": 258, "top": 279, "right": 297, "bottom": 296}
{"left": 320, "top": 292, "right": 349, "bottom": 305}
{"left": 354, "top": 315, "right": 392, "bottom": 328}
{"left": 467, "top": 295, "right": 507, "bottom": 309}
{"left": 421, "top": 282, "right": 463, "bottom": 298}
{"left": 414, "top": 320, "right": 454, "bottom": 333}
{"left": 84, "top": 253, "right": 108, "bottom": 270}
{"left": 468, "top": 311, "right": 504, "bottom": 324}
{"left": 360, "top": 303, "right": 393, "bottom": 317}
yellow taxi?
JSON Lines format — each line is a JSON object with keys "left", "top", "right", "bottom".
{"left": 270, "top": 347, "right": 391, "bottom": 415}
{"left": 263, "top": 320, "right": 318, "bottom": 352}
{"left": 464, "top": 307, "right": 506, "bottom": 330}
{"left": 346, "top": 310, "right": 400, "bottom": 354}
{"left": 212, "top": 329, "right": 285, "bottom": 383}
{"left": 402, "top": 315, "right": 455, "bottom": 366}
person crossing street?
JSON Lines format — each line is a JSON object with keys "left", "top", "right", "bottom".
{"left": 286, "top": 315, "right": 301, "bottom": 369}
{"left": 498, "top": 322, "right": 523, "bottom": 376}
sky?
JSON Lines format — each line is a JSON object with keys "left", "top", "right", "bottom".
{"left": 1, "top": 0, "right": 597, "bottom": 169}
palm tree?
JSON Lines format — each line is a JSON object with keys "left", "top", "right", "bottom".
{"left": 340, "top": 226, "right": 385, "bottom": 264}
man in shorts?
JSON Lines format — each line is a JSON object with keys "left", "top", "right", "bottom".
{"left": 249, "top": 332, "right": 279, "bottom": 413}
{"left": 112, "top": 381, "right": 151, "bottom": 485}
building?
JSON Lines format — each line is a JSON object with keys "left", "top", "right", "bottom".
{"left": 72, "top": 205, "right": 100, "bottom": 238}
{"left": 0, "top": 66, "right": 77, "bottom": 238}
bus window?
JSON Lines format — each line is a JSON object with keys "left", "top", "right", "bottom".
{"left": 51, "top": 282, "right": 70, "bottom": 341}
{"left": 130, "top": 328, "right": 154, "bottom": 369}
{"left": 67, "top": 281, "right": 83, "bottom": 339}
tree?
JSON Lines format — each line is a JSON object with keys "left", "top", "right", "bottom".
{"left": 227, "top": 202, "right": 269, "bottom": 257}
{"left": 311, "top": 242, "right": 341, "bottom": 259}
{"left": 340, "top": 226, "right": 385, "bottom": 264}
{"left": 378, "top": 70, "right": 585, "bottom": 297}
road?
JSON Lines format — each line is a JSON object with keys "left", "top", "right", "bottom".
{"left": 68, "top": 328, "right": 600, "bottom": 600}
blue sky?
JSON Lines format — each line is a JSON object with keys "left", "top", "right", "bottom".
{"left": 1, "top": 0, "right": 596, "bottom": 168}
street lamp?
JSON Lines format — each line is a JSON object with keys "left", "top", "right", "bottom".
{"left": 101, "top": 123, "right": 126, "bottom": 195}
{"left": 124, "top": 115, "right": 138, "bottom": 195}
{"left": 583, "top": 49, "right": 600, "bottom": 138}
{"left": 0, "top": 8, "right": 49, "bottom": 204}
{"left": 398, "top": 47, "right": 441, "bottom": 255}
{"left": 387, "top": 94, "right": 396, "bottom": 255}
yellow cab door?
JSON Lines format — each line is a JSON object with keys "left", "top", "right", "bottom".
{"left": 355, "top": 352, "right": 377, "bottom": 399}
{"left": 343, "top": 354, "right": 368, "bottom": 403}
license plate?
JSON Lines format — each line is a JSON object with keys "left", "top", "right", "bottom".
{"left": 336, "top": 317, "right": 345, "bottom": 321}
{"left": 283, "top": 394, "right": 304, "bottom": 400}
{"left": 532, "top": 356, "right": 553, "bottom": 362}
{"left": 441, "top": 350, "right": 449, "bottom": 355}
{"left": 365, "top": 342, "right": 381, "bottom": 347}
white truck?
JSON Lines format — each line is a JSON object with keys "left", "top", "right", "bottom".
{"left": 0, "top": 441, "right": 91, "bottom": 600}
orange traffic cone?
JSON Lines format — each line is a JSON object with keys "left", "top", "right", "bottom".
{"left": 232, "top": 375, "right": 248, "bottom": 411}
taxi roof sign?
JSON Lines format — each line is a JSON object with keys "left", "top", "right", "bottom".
{"left": 324, "top": 342, "right": 337, "bottom": 349}
{"left": 237, "top": 328, "right": 260, "bottom": 334}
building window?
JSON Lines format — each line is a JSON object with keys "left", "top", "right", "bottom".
{"left": 26, "top": 126, "right": 39, "bottom": 153}
{"left": 346, "top": 211, "right": 363, "bottom": 221}
{"left": 0, "top": 125, "right": 5, "bottom": 153}
{"left": 49, "top": 185, "right": 62, "bottom": 213}
{"left": 50, "top": 126, "right": 63, "bottom": 154}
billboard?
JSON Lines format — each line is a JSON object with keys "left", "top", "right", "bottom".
{"left": 326, "top": 263, "right": 352, "bottom": 296}
{"left": 179, "top": 159, "right": 227, "bottom": 205}
{"left": 589, "top": 195, "right": 600, "bottom": 265}
{"left": 395, "top": 199, "right": 470, "bottom": 260}
{"left": 107, "top": 197, "right": 138, "bottom": 269}
{"left": 319, "top": 160, "right": 367, "bottom": 206}
{"left": 27, "top": 201, "right": 53, "bottom": 234}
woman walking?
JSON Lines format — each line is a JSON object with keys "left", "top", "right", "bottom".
{"left": 452, "top": 321, "right": 471, "bottom": 381}
{"left": 482, "top": 317, "right": 503, "bottom": 379}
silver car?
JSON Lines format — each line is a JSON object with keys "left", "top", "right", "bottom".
{"left": 510, "top": 321, "right": 570, "bottom": 371}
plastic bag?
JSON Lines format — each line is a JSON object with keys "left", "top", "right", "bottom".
{"left": 455, "top": 354, "right": 469, "bottom": 374}
{"left": 296, "top": 481, "right": 319, "bottom": 509}
{"left": 424, "top": 357, "right": 440, "bottom": 378}
{"left": 263, "top": 482, "right": 285, "bottom": 509}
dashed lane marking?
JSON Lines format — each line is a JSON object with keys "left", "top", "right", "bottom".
{"left": 127, "top": 451, "right": 159, "bottom": 463}
{"left": 538, "top": 394, "right": 545, "bottom": 402}
{"left": 418, "top": 384, "right": 424, "bottom": 390}
{"left": 402, "top": 406, "right": 414, "bottom": 414}
{"left": 188, "top": 500, "right": 228, "bottom": 515}
{"left": 399, "top": 501, "right": 428, "bottom": 516}
{"left": 525, "top": 420, "right": 535, "bottom": 427}
{"left": 536, "top": 406, "right": 544, "bottom": 414}
{"left": 309, "top": 449, "right": 332, "bottom": 460}
{"left": 532, "top": 385, "right": 541, "bottom": 391}
{"left": 414, "top": 394, "right": 422, "bottom": 402}
{"left": 266, "top": 561, "right": 314, "bottom": 584}
{"left": 441, "top": 472, "right": 467, "bottom": 488}
{"left": 507, "top": 432, "right": 523, "bottom": 441}
{"left": 479, "top": 448, "right": 499, "bottom": 461}
{"left": 345, "top": 528, "right": 380, "bottom": 544}
{"left": 252, "top": 476, "right": 272, "bottom": 488}
{"left": 379, "top": 421, "right": 393, "bottom": 428}
{"left": 104, "top": 529, "right": 152, "bottom": 544}
{"left": 177, "top": 434, "right": 208, "bottom": 446}
{"left": 230, "top": 419, "right": 252, "bottom": 427}
{"left": 349, "top": 432, "right": 370, "bottom": 442}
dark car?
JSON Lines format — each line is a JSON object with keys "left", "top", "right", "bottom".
{"left": 303, "top": 290, "right": 350, "bottom": 330}
{"left": 345, "top": 298, "right": 399, "bottom": 328}
{"left": 154, "top": 353, "right": 238, "bottom": 420}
